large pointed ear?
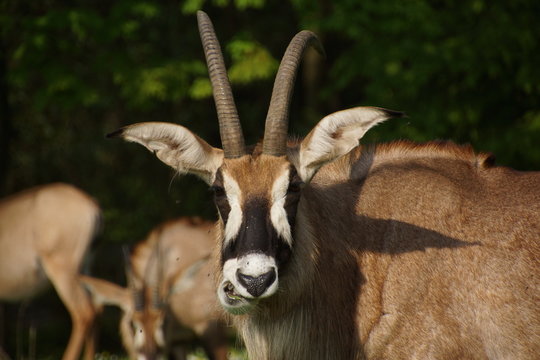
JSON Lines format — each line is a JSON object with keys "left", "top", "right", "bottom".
{"left": 80, "top": 275, "right": 133, "bottom": 313}
{"left": 295, "top": 107, "right": 404, "bottom": 182}
{"left": 107, "top": 122, "right": 224, "bottom": 184}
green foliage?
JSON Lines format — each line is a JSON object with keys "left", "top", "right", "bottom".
{"left": 95, "top": 352, "right": 129, "bottom": 360}
{"left": 116, "top": 60, "right": 207, "bottom": 107}
{"left": 189, "top": 39, "right": 278, "bottom": 98}
{"left": 228, "top": 38, "right": 278, "bottom": 84}
{"left": 182, "top": 0, "right": 266, "bottom": 14}
{"left": 190, "top": 76, "right": 213, "bottom": 99}
{"left": 182, "top": 0, "right": 206, "bottom": 14}
{"left": 290, "top": 0, "right": 540, "bottom": 168}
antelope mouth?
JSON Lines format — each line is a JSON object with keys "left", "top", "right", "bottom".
{"left": 219, "top": 254, "right": 279, "bottom": 314}
{"left": 224, "top": 281, "right": 243, "bottom": 301}
{"left": 219, "top": 281, "right": 257, "bottom": 314}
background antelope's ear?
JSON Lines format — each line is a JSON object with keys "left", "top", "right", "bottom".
{"left": 80, "top": 275, "right": 133, "bottom": 313}
{"left": 296, "top": 107, "right": 404, "bottom": 182}
{"left": 107, "top": 122, "right": 224, "bottom": 184}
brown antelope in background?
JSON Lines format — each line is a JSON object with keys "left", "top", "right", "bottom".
{"left": 82, "top": 217, "right": 229, "bottom": 360}
{"left": 0, "top": 183, "right": 101, "bottom": 360}
{"left": 106, "top": 11, "right": 540, "bottom": 360}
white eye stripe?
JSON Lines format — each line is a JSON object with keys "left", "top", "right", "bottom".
{"left": 223, "top": 173, "right": 243, "bottom": 245}
{"left": 154, "top": 326, "right": 165, "bottom": 347}
{"left": 221, "top": 169, "right": 293, "bottom": 247}
{"left": 133, "top": 321, "right": 145, "bottom": 349}
{"left": 270, "top": 168, "right": 293, "bottom": 245}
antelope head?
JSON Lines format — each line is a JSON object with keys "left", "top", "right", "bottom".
{"left": 108, "top": 11, "right": 401, "bottom": 314}
{"left": 81, "top": 271, "right": 167, "bottom": 360}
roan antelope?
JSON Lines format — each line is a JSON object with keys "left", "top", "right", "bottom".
{"left": 82, "top": 217, "right": 229, "bottom": 360}
{"left": 0, "top": 183, "right": 101, "bottom": 360}
{"left": 106, "top": 11, "right": 540, "bottom": 360}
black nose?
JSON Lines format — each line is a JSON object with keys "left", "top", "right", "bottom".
{"left": 236, "top": 269, "right": 276, "bottom": 298}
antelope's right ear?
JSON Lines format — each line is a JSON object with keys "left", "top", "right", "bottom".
{"left": 80, "top": 275, "right": 133, "bottom": 313}
{"left": 107, "top": 122, "right": 224, "bottom": 184}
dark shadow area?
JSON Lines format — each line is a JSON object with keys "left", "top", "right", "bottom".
{"left": 2, "top": 292, "right": 71, "bottom": 359}
{"left": 296, "top": 145, "right": 485, "bottom": 357}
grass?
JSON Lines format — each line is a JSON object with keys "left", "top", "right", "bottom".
{"left": 94, "top": 347, "right": 248, "bottom": 360}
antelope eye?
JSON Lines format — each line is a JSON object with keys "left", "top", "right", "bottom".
{"left": 287, "top": 181, "right": 303, "bottom": 193}
{"left": 288, "top": 167, "right": 303, "bottom": 194}
{"left": 210, "top": 185, "right": 226, "bottom": 197}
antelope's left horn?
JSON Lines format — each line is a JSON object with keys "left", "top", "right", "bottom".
{"left": 123, "top": 246, "right": 144, "bottom": 312}
{"left": 262, "top": 31, "right": 324, "bottom": 156}
{"left": 148, "top": 239, "right": 164, "bottom": 309}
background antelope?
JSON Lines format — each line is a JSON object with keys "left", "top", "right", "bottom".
{"left": 0, "top": 183, "right": 101, "bottom": 360}
{"left": 107, "top": 11, "right": 540, "bottom": 359}
{"left": 82, "top": 217, "right": 229, "bottom": 360}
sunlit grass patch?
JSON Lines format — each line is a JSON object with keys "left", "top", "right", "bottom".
{"left": 94, "top": 352, "right": 129, "bottom": 360}
{"left": 187, "top": 347, "right": 248, "bottom": 360}
{"left": 94, "top": 347, "right": 247, "bottom": 360}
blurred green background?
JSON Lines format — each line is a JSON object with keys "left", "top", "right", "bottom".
{"left": 1, "top": 0, "right": 539, "bottom": 358}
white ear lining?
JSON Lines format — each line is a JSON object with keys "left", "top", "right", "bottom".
{"left": 114, "top": 122, "right": 224, "bottom": 184}
{"left": 297, "top": 107, "right": 399, "bottom": 182}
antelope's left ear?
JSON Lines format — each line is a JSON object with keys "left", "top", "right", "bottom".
{"left": 107, "top": 122, "right": 224, "bottom": 184}
{"left": 294, "top": 107, "right": 404, "bottom": 182}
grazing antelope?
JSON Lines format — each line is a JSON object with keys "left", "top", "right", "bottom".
{"left": 106, "top": 11, "right": 540, "bottom": 360}
{"left": 82, "top": 217, "right": 229, "bottom": 360}
{"left": 0, "top": 183, "right": 101, "bottom": 360}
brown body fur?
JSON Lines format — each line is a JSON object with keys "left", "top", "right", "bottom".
{"left": 225, "top": 141, "right": 539, "bottom": 359}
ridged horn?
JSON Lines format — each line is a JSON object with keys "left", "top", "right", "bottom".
{"left": 197, "top": 10, "right": 246, "bottom": 158}
{"left": 149, "top": 239, "right": 164, "bottom": 309}
{"left": 263, "top": 31, "right": 324, "bottom": 156}
{"left": 123, "top": 246, "right": 144, "bottom": 312}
